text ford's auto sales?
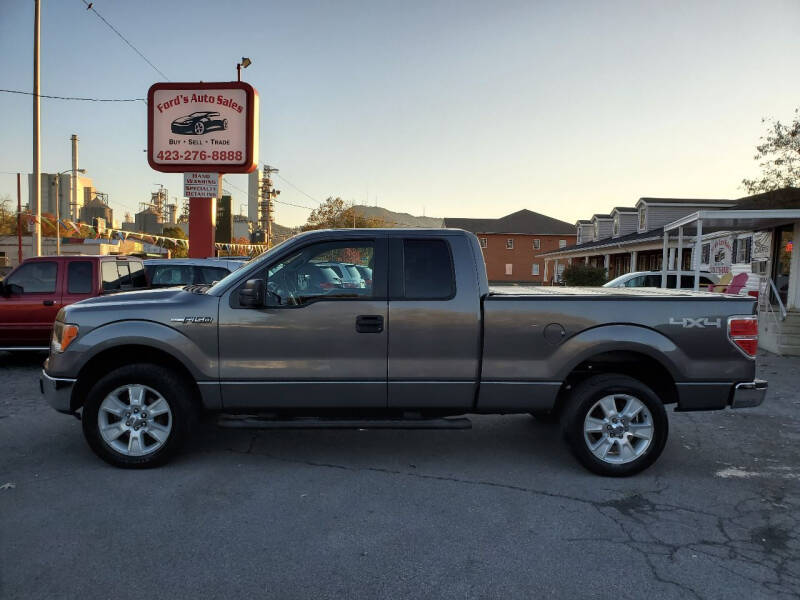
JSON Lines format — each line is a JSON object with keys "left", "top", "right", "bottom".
{"left": 155, "top": 93, "right": 244, "bottom": 114}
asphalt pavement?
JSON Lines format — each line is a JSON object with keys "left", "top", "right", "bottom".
{"left": 1, "top": 351, "right": 799, "bottom": 599}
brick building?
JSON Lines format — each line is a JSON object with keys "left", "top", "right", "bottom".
{"left": 443, "top": 209, "right": 575, "bottom": 283}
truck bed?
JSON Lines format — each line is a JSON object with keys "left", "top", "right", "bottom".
{"left": 489, "top": 285, "right": 732, "bottom": 298}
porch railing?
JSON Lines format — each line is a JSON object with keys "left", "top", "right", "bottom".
{"left": 758, "top": 277, "right": 787, "bottom": 325}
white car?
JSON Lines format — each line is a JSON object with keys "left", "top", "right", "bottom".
{"left": 144, "top": 258, "right": 244, "bottom": 288}
{"left": 604, "top": 271, "right": 719, "bottom": 289}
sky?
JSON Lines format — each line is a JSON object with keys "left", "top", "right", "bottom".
{"left": 1, "top": 0, "right": 799, "bottom": 228}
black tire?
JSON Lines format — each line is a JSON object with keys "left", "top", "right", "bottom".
{"left": 81, "top": 364, "right": 194, "bottom": 468}
{"left": 560, "top": 374, "right": 668, "bottom": 477}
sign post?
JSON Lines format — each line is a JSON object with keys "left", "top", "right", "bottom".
{"left": 147, "top": 82, "right": 258, "bottom": 257}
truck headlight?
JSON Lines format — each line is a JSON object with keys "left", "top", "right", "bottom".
{"left": 51, "top": 322, "right": 79, "bottom": 353}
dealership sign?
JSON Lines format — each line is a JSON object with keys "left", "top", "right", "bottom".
{"left": 147, "top": 82, "right": 258, "bottom": 174}
{"left": 184, "top": 172, "right": 221, "bottom": 199}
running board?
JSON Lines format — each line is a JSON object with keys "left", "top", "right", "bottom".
{"left": 216, "top": 415, "right": 472, "bottom": 430}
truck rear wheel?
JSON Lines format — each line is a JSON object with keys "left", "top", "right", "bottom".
{"left": 81, "top": 364, "right": 193, "bottom": 468}
{"left": 561, "top": 374, "right": 668, "bottom": 476}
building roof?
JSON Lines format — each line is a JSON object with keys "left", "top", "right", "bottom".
{"left": 443, "top": 209, "right": 574, "bottom": 235}
{"left": 636, "top": 197, "right": 733, "bottom": 205}
{"left": 540, "top": 227, "right": 666, "bottom": 256}
{"left": 591, "top": 214, "right": 613, "bottom": 220}
{"left": 611, "top": 206, "right": 637, "bottom": 213}
{"left": 734, "top": 187, "right": 800, "bottom": 210}
{"left": 576, "top": 219, "right": 592, "bottom": 225}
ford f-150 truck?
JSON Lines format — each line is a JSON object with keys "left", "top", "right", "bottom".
{"left": 40, "top": 229, "right": 767, "bottom": 476}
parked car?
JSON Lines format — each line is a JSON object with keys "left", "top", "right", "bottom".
{"left": 313, "top": 261, "right": 365, "bottom": 288}
{"left": 170, "top": 112, "right": 228, "bottom": 135}
{"left": 144, "top": 258, "right": 241, "bottom": 288}
{"left": 604, "top": 271, "right": 719, "bottom": 289}
{"left": 42, "top": 229, "right": 765, "bottom": 476}
{"left": 354, "top": 265, "right": 373, "bottom": 287}
{"left": 0, "top": 255, "right": 146, "bottom": 350}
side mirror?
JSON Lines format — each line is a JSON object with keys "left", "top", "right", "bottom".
{"left": 3, "top": 282, "right": 22, "bottom": 296}
{"left": 239, "top": 279, "right": 264, "bottom": 308}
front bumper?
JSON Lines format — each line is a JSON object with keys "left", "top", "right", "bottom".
{"left": 730, "top": 379, "right": 768, "bottom": 409}
{"left": 40, "top": 369, "right": 76, "bottom": 414}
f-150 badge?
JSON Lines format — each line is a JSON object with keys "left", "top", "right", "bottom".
{"left": 170, "top": 316, "right": 213, "bottom": 324}
{"left": 669, "top": 317, "right": 721, "bottom": 328}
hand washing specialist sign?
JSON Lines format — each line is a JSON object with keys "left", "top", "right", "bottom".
{"left": 184, "top": 172, "right": 221, "bottom": 199}
{"left": 147, "top": 82, "right": 258, "bottom": 174}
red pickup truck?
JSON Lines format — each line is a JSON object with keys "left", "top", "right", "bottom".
{"left": 0, "top": 255, "right": 147, "bottom": 350}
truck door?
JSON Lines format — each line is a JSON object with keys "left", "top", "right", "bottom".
{"left": 0, "top": 259, "right": 61, "bottom": 348}
{"left": 217, "top": 235, "right": 388, "bottom": 409}
{"left": 387, "top": 235, "right": 482, "bottom": 410}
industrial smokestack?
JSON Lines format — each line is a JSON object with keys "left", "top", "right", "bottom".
{"left": 71, "top": 134, "right": 79, "bottom": 220}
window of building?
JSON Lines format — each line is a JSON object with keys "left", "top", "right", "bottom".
{"left": 532, "top": 263, "right": 540, "bottom": 276}
{"left": 505, "top": 263, "right": 513, "bottom": 275}
{"left": 701, "top": 243, "right": 710, "bottom": 265}
{"left": 506, "top": 239, "right": 514, "bottom": 250}
{"left": 559, "top": 239, "right": 567, "bottom": 248}
{"left": 733, "top": 236, "right": 752, "bottom": 264}
{"left": 533, "top": 239, "right": 541, "bottom": 250}
{"left": 479, "top": 237, "right": 487, "bottom": 248}
{"left": 593, "top": 222, "right": 599, "bottom": 240}
{"left": 638, "top": 207, "right": 646, "bottom": 230}
{"left": 613, "top": 215, "right": 619, "bottom": 236}
{"left": 576, "top": 230, "right": 582, "bottom": 244}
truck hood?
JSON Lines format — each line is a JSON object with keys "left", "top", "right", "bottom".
{"left": 73, "top": 287, "right": 188, "bottom": 307}
{"left": 61, "top": 287, "right": 219, "bottom": 333}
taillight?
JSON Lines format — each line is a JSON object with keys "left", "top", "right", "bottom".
{"left": 728, "top": 316, "right": 758, "bottom": 357}
{"left": 319, "top": 282, "right": 337, "bottom": 290}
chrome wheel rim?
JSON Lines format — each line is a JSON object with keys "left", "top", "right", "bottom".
{"left": 583, "top": 394, "right": 654, "bottom": 464}
{"left": 194, "top": 122, "right": 204, "bottom": 134}
{"left": 98, "top": 384, "right": 173, "bottom": 457}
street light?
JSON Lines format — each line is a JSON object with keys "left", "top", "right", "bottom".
{"left": 236, "top": 57, "right": 251, "bottom": 82}
{"left": 52, "top": 168, "right": 86, "bottom": 256}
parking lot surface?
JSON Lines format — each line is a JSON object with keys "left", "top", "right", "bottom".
{"left": 1, "top": 351, "right": 799, "bottom": 599}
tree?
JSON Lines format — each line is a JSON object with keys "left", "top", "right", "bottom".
{"left": 562, "top": 263, "right": 607, "bottom": 286}
{"left": 302, "top": 197, "right": 386, "bottom": 231}
{"left": 742, "top": 108, "right": 800, "bottom": 194}
{"left": 0, "top": 195, "right": 16, "bottom": 235}
{"left": 162, "top": 225, "right": 188, "bottom": 258}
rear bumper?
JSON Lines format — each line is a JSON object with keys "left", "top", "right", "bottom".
{"left": 40, "top": 369, "right": 76, "bottom": 414}
{"left": 730, "top": 379, "right": 768, "bottom": 409}
{"left": 675, "top": 379, "right": 767, "bottom": 411}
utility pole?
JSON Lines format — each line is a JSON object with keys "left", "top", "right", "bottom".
{"left": 32, "top": 0, "right": 41, "bottom": 256}
{"left": 259, "top": 165, "right": 280, "bottom": 247}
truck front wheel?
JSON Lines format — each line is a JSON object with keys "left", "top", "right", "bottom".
{"left": 561, "top": 374, "right": 668, "bottom": 476}
{"left": 81, "top": 364, "right": 193, "bottom": 468}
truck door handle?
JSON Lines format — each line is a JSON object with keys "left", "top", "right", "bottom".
{"left": 356, "top": 315, "right": 383, "bottom": 333}
{"left": 43, "top": 300, "right": 54, "bottom": 306}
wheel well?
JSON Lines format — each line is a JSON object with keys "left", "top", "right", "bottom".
{"left": 71, "top": 345, "right": 202, "bottom": 413}
{"left": 551, "top": 351, "right": 677, "bottom": 416}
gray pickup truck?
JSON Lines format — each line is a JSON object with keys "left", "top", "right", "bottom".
{"left": 41, "top": 228, "right": 766, "bottom": 476}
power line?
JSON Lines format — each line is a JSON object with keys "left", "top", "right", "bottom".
{"left": 79, "top": 0, "right": 170, "bottom": 81}
{"left": 0, "top": 89, "right": 145, "bottom": 103}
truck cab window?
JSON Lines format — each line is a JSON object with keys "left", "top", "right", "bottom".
{"left": 67, "top": 261, "right": 93, "bottom": 294}
{"left": 266, "top": 241, "right": 375, "bottom": 306}
{"left": 402, "top": 239, "right": 454, "bottom": 299}
{"left": 4, "top": 261, "right": 57, "bottom": 294}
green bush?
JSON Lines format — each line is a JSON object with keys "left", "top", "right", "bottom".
{"left": 561, "top": 263, "right": 607, "bottom": 286}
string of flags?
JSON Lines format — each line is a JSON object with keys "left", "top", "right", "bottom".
{"left": 17, "top": 211, "right": 269, "bottom": 254}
